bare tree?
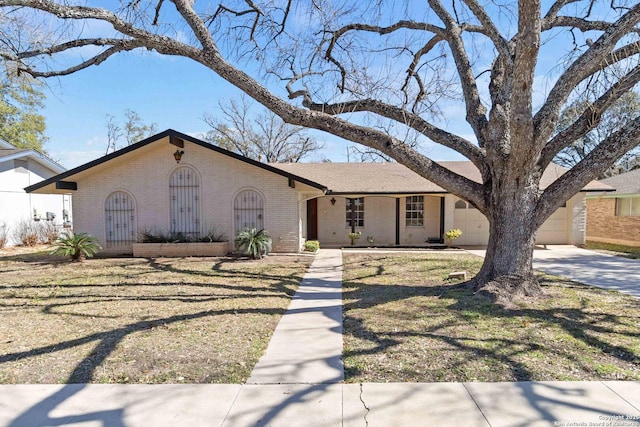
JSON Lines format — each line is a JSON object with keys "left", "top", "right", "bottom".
{"left": 203, "top": 95, "right": 323, "bottom": 162}
{"left": 123, "top": 109, "right": 157, "bottom": 146}
{"left": 104, "top": 109, "right": 157, "bottom": 154}
{"left": 554, "top": 91, "right": 640, "bottom": 177}
{"left": 2, "top": 1, "right": 640, "bottom": 303}
{"left": 104, "top": 114, "right": 121, "bottom": 155}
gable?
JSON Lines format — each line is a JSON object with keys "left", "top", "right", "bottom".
{"left": 25, "top": 130, "right": 326, "bottom": 195}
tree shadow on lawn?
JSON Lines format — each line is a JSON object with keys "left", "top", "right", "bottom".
{"left": 0, "top": 256, "right": 316, "bottom": 426}
{"left": 342, "top": 274, "right": 640, "bottom": 382}
{"left": 1, "top": 281, "right": 305, "bottom": 425}
{"left": 146, "top": 256, "right": 307, "bottom": 297}
{"left": 2, "top": 305, "right": 285, "bottom": 427}
{"left": 0, "top": 258, "right": 310, "bottom": 383}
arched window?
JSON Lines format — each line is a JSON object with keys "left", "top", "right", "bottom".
{"left": 234, "top": 189, "right": 264, "bottom": 234}
{"left": 454, "top": 199, "right": 467, "bottom": 209}
{"left": 105, "top": 191, "right": 136, "bottom": 246}
{"left": 170, "top": 166, "right": 200, "bottom": 238}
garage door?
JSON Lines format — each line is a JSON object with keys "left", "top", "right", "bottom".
{"left": 453, "top": 199, "right": 569, "bottom": 245}
{"left": 537, "top": 207, "right": 568, "bottom": 244}
{"left": 453, "top": 199, "right": 489, "bottom": 245}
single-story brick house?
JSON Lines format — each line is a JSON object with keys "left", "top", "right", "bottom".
{"left": 25, "top": 129, "right": 611, "bottom": 254}
{"left": 1, "top": 139, "right": 70, "bottom": 246}
{"left": 586, "top": 169, "right": 640, "bottom": 247}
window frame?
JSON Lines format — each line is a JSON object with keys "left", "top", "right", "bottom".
{"left": 405, "top": 195, "right": 425, "bottom": 227}
{"left": 105, "top": 190, "right": 136, "bottom": 246}
{"left": 617, "top": 197, "right": 640, "bottom": 217}
{"left": 169, "top": 166, "right": 201, "bottom": 238}
{"left": 346, "top": 197, "right": 365, "bottom": 228}
{"left": 234, "top": 189, "right": 265, "bottom": 235}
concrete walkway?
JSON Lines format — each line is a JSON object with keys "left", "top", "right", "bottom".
{"left": 246, "top": 249, "right": 343, "bottom": 385}
{"left": 465, "top": 245, "right": 640, "bottom": 298}
{"left": 1, "top": 248, "right": 640, "bottom": 426}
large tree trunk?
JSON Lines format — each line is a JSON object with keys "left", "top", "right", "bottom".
{"left": 469, "top": 164, "right": 545, "bottom": 304}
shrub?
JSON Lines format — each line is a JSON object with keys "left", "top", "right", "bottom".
{"left": 50, "top": 232, "right": 101, "bottom": 262}
{"left": 304, "top": 240, "right": 320, "bottom": 252}
{"left": 12, "top": 219, "right": 38, "bottom": 247}
{"left": 0, "top": 223, "right": 8, "bottom": 249}
{"left": 139, "top": 228, "right": 226, "bottom": 243}
{"left": 37, "top": 221, "right": 60, "bottom": 244}
{"left": 444, "top": 228, "right": 463, "bottom": 245}
{"left": 235, "top": 228, "right": 272, "bottom": 260}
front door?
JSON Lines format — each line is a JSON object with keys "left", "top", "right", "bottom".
{"left": 306, "top": 199, "right": 318, "bottom": 240}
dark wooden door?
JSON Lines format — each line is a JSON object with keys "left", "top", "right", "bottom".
{"left": 306, "top": 199, "right": 318, "bottom": 240}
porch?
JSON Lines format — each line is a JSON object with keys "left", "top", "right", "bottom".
{"left": 305, "top": 194, "right": 445, "bottom": 248}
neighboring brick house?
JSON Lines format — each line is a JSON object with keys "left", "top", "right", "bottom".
{"left": 25, "top": 129, "right": 610, "bottom": 254}
{"left": 0, "top": 139, "right": 70, "bottom": 246}
{"left": 586, "top": 169, "right": 640, "bottom": 247}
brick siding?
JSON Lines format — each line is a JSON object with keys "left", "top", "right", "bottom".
{"left": 72, "top": 136, "right": 322, "bottom": 254}
{"left": 586, "top": 198, "right": 640, "bottom": 247}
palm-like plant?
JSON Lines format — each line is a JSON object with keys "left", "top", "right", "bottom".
{"left": 50, "top": 232, "right": 101, "bottom": 262}
{"left": 234, "top": 228, "right": 272, "bottom": 260}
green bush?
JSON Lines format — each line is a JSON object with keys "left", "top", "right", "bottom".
{"left": 304, "top": 240, "right": 320, "bottom": 252}
{"left": 139, "top": 228, "right": 226, "bottom": 243}
{"left": 50, "top": 232, "right": 101, "bottom": 262}
{"left": 235, "top": 228, "right": 272, "bottom": 260}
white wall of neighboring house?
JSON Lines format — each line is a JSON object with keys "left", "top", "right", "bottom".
{"left": 0, "top": 149, "right": 69, "bottom": 246}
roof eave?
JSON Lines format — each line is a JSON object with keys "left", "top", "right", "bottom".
{"left": 1, "top": 150, "right": 66, "bottom": 174}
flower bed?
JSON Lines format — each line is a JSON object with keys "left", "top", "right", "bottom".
{"left": 132, "top": 242, "right": 230, "bottom": 257}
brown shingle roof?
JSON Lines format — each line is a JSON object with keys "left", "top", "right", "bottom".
{"left": 599, "top": 169, "right": 640, "bottom": 195}
{"left": 272, "top": 161, "right": 612, "bottom": 194}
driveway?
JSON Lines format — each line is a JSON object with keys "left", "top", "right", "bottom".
{"left": 465, "top": 245, "right": 640, "bottom": 299}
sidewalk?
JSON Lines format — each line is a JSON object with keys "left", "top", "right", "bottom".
{"left": 1, "top": 249, "right": 639, "bottom": 426}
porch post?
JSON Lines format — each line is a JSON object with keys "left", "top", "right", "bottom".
{"left": 440, "top": 197, "right": 445, "bottom": 244}
{"left": 395, "top": 198, "right": 400, "bottom": 245}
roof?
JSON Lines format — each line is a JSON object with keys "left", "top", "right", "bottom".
{"left": 0, "top": 144, "right": 66, "bottom": 175}
{"left": 273, "top": 161, "right": 613, "bottom": 194}
{"left": 23, "top": 129, "right": 611, "bottom": 195}
{"left": 599, "top": 168, "right": 640, "bottom": 195}
{"left": 24, "top": 129, "right": 326, "bottom": 194}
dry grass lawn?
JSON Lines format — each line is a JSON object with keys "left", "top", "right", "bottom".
{"left": 0, "top": 246, "right": 311, "bottom": 384}
{"left": 342, "top": 252, "right": 640, "bottom": 383}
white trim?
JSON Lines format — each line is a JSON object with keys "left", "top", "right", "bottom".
{"left": 0, "top": 150, "right": 66, "bottom": 174}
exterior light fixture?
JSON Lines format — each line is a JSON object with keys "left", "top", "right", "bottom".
{"left": 330, "top": 197, "right": 336, "bottom": 206}
{"left": 173, "top": 149, "right": 184, "bottom": 163}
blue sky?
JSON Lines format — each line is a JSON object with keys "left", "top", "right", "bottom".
{"left": 42, "top": 49, "right": 471, "bottom": 169}
{"left": 34, "top": 1, "right": 596, "bottom": 170}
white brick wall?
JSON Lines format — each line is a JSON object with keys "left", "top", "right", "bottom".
{"left": 314, "top": 195, "right": 443, "bottom": 246}
{"left": 71, "top": 137, "right": 320, "bottom": 254}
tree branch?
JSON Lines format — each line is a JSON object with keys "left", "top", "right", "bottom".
{"left": 543, "top": 15, "right": 621, "bottom": 32}
{"left": 302, "top": 97, "right": 487, "bottom": 172}
{"left": 539, "top": 62, "right": 640, "bottom": 168}
{"left": 534, "top": 2, "right": 640, "bottom": 145}
{"left": 536, "top": 117, "right": 640, "bottom": 226}
{"left": 428, "top": 0, "right": 489, "bottom": 145}
{"left": 324, "top": 19, "right": 445, "bottom": 93}
{"left": 400, "top": 35, "right": 442, "bottom": 107}
{"left": 3, "top": 42, "right": 145, "bottom": 77}
{"left": 462, "top": 0, "right": 510, "bottom": 58}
